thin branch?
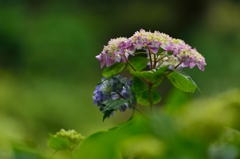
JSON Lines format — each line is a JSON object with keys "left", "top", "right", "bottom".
{"left": 153, "top": 54, "right": 157, "bottom": 69}
{"left": 115, "top": 91, "right": 148, "bottom": 117}
{"left": 156, "top": 55, "right": 167, "bottom": 63}
{"left": 123, "top": 55, "right": 136, "bottom": 71}
{"left": 147, "top": 46, "right": 153, "bottom": 70}
{"left": 129, "top": 102, "right": 149, "bottom": 117}
{"left": 153, "top": 61, "right": 183, "bottom": 84}
{"left": 123, "top": 55, "right": 150, "bottom": 84}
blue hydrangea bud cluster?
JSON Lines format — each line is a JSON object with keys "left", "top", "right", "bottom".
{"left": 96, "top": 29, "right": 206, "bottom": 71}
{"left": 93, "top": 75, "right": 136, "bottom": 115}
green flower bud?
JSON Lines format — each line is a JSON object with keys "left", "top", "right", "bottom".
{"left": 49, "top": 129, "right": 85, "bottom": 153}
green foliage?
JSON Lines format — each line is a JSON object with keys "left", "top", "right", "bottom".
{"left": 132, "top": 77, "right": 161, "bottom": 106}
{"left": 102, "top": 62, "right": 126, "bottom": 78}
{"left": 164, "top": 88, "right": 191, "bottom": 113}
{"left": 167, "top": 70, "right": 197, "bottom": 93}
{"left": 48, "top": 135, "right": 71, "bottom": 151}
{"left": 136, "top": 89, "right": 161, "bottom": 106}
{"left": 74, "top": 131, "right": 121, "bottom": 159}
{"left": 74, "top": 117, "right": 151, "bottom": 159}
{"left": 101, "top": 99, "right": 132, "bottom": 121}
{"left": 130, "top": 66, "right": 169, "bottom": 83}
{"left": 74, "top": 90, "right": 240, "bottom": 159}
{"left": 127, "top": 57, "right": 149, "bottom": 71}
{"left": 129, "top": 70, "right": 152, "bottom": 81}
{"left": 152, "top": 75, "right": 163, "bottom": 87}
{"left": 12, "top": 144, "right": 46, "bottom": 159}
{"left": 131, "top": 76, "right": 148, "bottom": 92}
{"left": 151, "top": 65, "right": 169, "bottom": 84}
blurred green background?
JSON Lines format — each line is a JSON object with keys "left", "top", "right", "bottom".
{"left": 0, "top": 0, "right": 240, "bottom": 158}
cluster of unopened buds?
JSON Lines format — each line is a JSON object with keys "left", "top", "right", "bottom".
{"left": 54, "top": 129, "right": 85, "bottom": 143}
{"left": 96, "top": 29, "right": 206, "bottom": 71}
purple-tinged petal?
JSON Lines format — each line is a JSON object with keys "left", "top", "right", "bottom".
{"left": 147, "top": 41, "right": 161, "bottom": 54}
{"left": 189, "top": 62, "right": 196, "bottom": 69}
{"left": 121, "top": 56, "right": 127, "bottom": 63}
{"left": 115, "top": 55, "right": 122, "bottom": 62}
{"left": 197, "top": 61, "right": 206, "bottom": 71}
{"left": 162, "top": 43, "right": 174, "bottom": 52}
{"left": 106, "top": 56, "right": 115, "bottom": 66}
{"left": 126, "top": 40, "right": 135, "bottom": 52}
{"left": 150, "top": 47, "right": 158, "bottom": 54}
{"left": 96, "top": 54, "right": 106, "bottom": 68}
{"left": 96, "top": 54, "right": 102, "bottom": 61}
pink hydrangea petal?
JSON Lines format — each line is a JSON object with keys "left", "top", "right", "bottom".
{"left": 106, "top": 56, "right": 115, "bottom": 66}
{"left": 96, "top": 54, "right": 106, "bottom": 68}
{"left": 189, "top": 62, "right": 196, "bottom": 69}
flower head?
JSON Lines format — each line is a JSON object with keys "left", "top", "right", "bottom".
{"left": 129, "top": 29, "right": 206, "bottom": 71}
{"left": 93, "top": 75, "right": 136, "bottom": 117}
{"left": 96, "top": 29, "right": 206, "bottom": 71}
{"left": 96, "top": 38, "right": 135, "bottom": 68}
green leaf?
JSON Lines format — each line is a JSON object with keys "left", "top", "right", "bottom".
{"left": 74, "top": 131, "right": 121, "bottom": 159}
{"left": 135, "top": 51, "right": 147, "bottom": 55}
{"left": 152, "top": 77, "right": 163, "bottom": 87}
{"left": 102, "top": 110, "right": 114, "bottom": 122}
{"left": 167, "top": 70, "right": 197, "bottom": 93}
{"left": 132, "top": 77, "right": 148, "bottom": 93}
{"left": 127, "top": 57, "right": 149, "bottom": 71}
{"left": 151, "top": 65, "right": 169, "bottom": 82}
{"left": 101, "top": 99, "right": 131, "bottom": 121}
{"left": 132, "top": 77, "right": 161, "bottom": 106}
{"left": 102, "top": 99, "right": 131, "bottom": 111}
{"left": 75, "top": 118, "right": 148, "bottom": 159}
{"left": 136, "top": 89, "right": 161, "bottom": 106}
{"left": 130, "top": 65, "right": 169, "bottom": 83}
{"left": 48, "top": 135, "right": 70, "bottom": 151}
{"left": 130, "top": 70, "right": 152, "bottom": 80}
{"left": 151, "top": 65, "right": 169, "bottom": 87}
{"left": 12, "top": 144, "right": 46, "bottom": 159}
{"left": 102, "top": 62, "right": 126, "bottom": 78}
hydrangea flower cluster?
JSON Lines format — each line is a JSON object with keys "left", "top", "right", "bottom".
{"left": 96, "top": 37, "right": 135, "bottom": 68}
{"left": 93, "top": 75, "right": 136, "bottom": 115}
{"left": 96, "top": 29, "right": 206, "bottom": 71}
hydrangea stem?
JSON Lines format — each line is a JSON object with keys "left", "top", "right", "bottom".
{"left": 147, "top": 46, "right": 153, "bottom": 69}
{"left": 153, "top": 54, "right": 157, "bottom": 69}
{"left": 129, "top": 102, "right": 148, "bottom": 117}
{"left": 146, "top": 46, "right": 155, "bottom": 112}
{"left": 123, "top": 55, "right": 136, "bottom": 71}
{"left": 115, "top": 91, "right": 148, "bottom": 117}
{"left": 153, "top": 61, "right": 183, "bottom": 85}
{"left": 156, "top": 55, "right": 167, "bottom": 63}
